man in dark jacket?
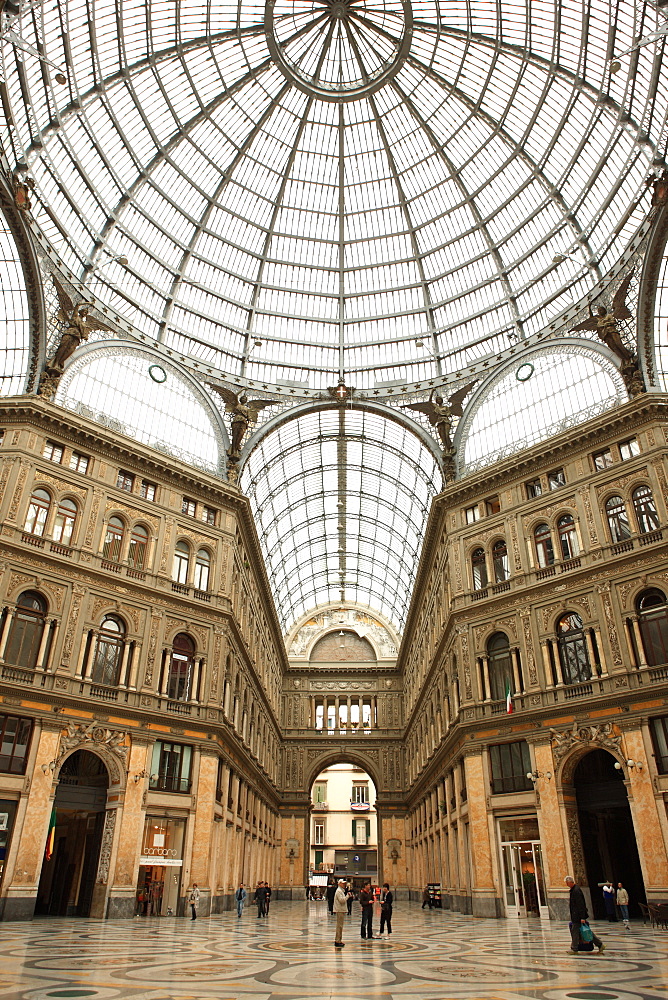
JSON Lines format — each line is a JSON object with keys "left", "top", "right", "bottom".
{"left": 359, "top": 882, "right": 374, "bottom": 939}
{"left": 326, "top": 880, "right": 337, "bottom": 915}
{"left": 565, "top": 875, "right": 605, "bottom": 953}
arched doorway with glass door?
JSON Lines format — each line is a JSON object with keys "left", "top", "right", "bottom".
{"left": 36, "top": 749, "right": 109, "bottom": 916}
{"left": 572, "top": 749, "right": 645, "bottom": 921}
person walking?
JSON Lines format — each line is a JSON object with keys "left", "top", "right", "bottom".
{"left": 422, "top": 886, "right": 432, "bottom": 909}
{"left": 264, "top": 882, "right": 272, "bottom": 915}
{"left": 254, "top": 882, "right": 267, "bottom": 918}
{"left": 235, "top": 883, "right": 246, "bottom": 918}
{"left": 346, "top": 884, "right": 354, "bottom": 915}
{"left": 617, "top": 882, "right": 630, "bottom": 929}
{"left": 189, "top": 883, "right": 200, "bottom": 921}
{"left": 360, "top": 881, "right": 374, "bottom": 940}
{"left": 565, "top": 875, "right": 605, "bottom": 954}
{"left": 603, "top": 881, "right": 617, "bottom": 921}
{"left": 333, "top": 879, "right": 349, "bottom": 948}
{"left": 379, "top": 882, "right": 393, "bottom": 936}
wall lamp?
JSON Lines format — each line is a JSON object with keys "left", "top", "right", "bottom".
{"left": 614, "top": 759, "right": 643, "bottom": 771}
{"left": 526, "top": 770, "right": 552, "bottom": 783}
{"left": 41, "top": 760, "right": 57, "bottom": 774}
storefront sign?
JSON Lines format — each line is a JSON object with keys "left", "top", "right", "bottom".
{"left": 139, "top": 856, "right": 183, "bottom": 867}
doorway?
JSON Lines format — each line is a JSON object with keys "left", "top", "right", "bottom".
{"left": 573, "top": 749, "right": 645, "bottom": 920}
{"left": 499, "top": 817, "right": 548, "bottom": 919}
{"left": 36, "top": 750, "right": 109, "bottom": 916}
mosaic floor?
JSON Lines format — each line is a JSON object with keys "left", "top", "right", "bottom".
{"left": 1, "top": 901, "right": 667, "bottom": 1000}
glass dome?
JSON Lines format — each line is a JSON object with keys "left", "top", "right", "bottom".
{"left": 2, "top": 0, "right": 666, "bottom": 392}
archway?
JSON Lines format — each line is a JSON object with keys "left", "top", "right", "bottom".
{"left": 573, "top": 749, "right": 645, "bottom": 920}
{"left": 308, "top": 763, "right": 378, "bottom": 900}
{"left": 36, "top": 749, "right": 109, "bottom": 916}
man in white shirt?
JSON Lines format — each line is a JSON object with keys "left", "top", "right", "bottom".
{"left": 333, "top": 879, "right": 349, "bottom": 948}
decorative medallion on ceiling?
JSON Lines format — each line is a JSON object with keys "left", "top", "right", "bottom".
{"left": 265, "top": 0, "right": 413, "bottom": 101}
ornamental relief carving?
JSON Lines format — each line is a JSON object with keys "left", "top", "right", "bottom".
{"left": 85, "top": 491, "right": 102, "bottom": 548}
{"left": 509, "top": 520, "right": 522, "bottom": 570}
{"left": 594, "top": 468, "right": 648, "bottom": 500}
{"left": 8, "top": 461, "right": 30, "bottom": 520}
{"left": 521, "top": 497, "right": 577, "bottom": 530}
{"left": 58, "top": 719, "right": 130, "bottom": 785}
{"left": 566, "top": 809, "right": 587, "bottom": 885}
{"left": 36, "top": 471, "right": 87, "bottom": 500}
{"left": 96, "top": 809, "right": 117, "bottom": 885}
{"left": 165, "top": 618, "right": 208, "bottom": 650}
{"left": 0, "top": 460, "right": 13, "bottom": 506}
{"left": 62, "top": 586, "right": 86, "bottom": 661}
{"left": 550, "top": 720, "right": 622, "bottom": 767}
{"left": 579, "top": 490, "right": 598, "bottom": 546}
{"left": 105, "top": 500, "right": 159, "bottom": 531}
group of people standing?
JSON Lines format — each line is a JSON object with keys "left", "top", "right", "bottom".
{"left": 232, "top": 881, "right": 272, "bottom": 918}
{"left": 330, "top": 881, "right": 393, "bottom": 948}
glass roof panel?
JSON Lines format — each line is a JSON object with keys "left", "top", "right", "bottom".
{"left": 1, "top": 0, "right": 664, "bottom": 393}
{"left": 0, "top": 213, "right": 30, "bottom": 395}
{"left": 241, "top": 407, "right": 439, "bottom": 633}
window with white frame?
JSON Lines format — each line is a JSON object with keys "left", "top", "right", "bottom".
{"left": 314, "top": 819, "right": 325, "bottom": 846}
{"left": 352, "top": 783, "right": 369, "bottom": 804}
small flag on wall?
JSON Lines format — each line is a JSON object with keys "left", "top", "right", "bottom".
{"left": 505, "top": 678, "right": 513, "bottom": 714}
{"left": 45, "top": 807, "right": 56, "bottom": 861}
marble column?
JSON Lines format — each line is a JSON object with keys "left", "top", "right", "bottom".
{"left": 463, "top": 751, "right": 498, "bottom": 917}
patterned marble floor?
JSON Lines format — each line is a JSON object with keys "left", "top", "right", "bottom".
{"left": 0, "top": 900, "right": 667, "bottom": 1000}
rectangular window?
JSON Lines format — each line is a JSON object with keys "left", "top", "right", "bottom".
{"left": 619, "top": 437, "right": 640, "bottom": 461}
{"left": 43, "top": 441, "right": 64, "bottom": 463}
{"left": 149, "top": 741, "right": 192, "bottom": 793}
{"left": 650, "top": 716, "right": 668, "bottom": 774}
{"left": 0, "top": 430, "right": 4, "bottom": 446}
{"left": 352, "top": 784, "right": 369, "bottom": 804}
{"left": 0, "top": 714, "right": 33, "bottom": 774}
{"left": 489, "top": 741, "right": 533, "bottom": 794}
{"left": 465, "top": 504, "right": 480, "bottom": 524}
{"left": 313, "top": 782, "right": 327, "bottom": 803}
{"left": 140, "top": 480, "right": 156, "bottom": 501}
{"left": 116, "top": 470, "right": 135, "bottom": 492}
{"left": 548, "top": 468, "right": 566, "bottom": 490}
{"left": 182, "top": 497, "right": 196, "bottom": 517}
{"left": 485, "top": 495, "right": 501, "bottom": 516}
{"left": 201, "top": 505, "right": 217, "bottom": 525}
{"left": 526, "top": 478, "right": 542, "bottom": 498}
{"left": 69, "top": 451, "right": 89, "bottom": 474}
{"left": 592, "top": 448, "right": 613, "bottom": 471}
{"left": 353, "top": 818, "right": 370, "bottom": 845}
{"left": 314, "top": 819, "right": 325, "bottom": 846}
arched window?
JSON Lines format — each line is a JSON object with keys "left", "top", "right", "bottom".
{"left": 557, "top": 612, "right": 591, "bottom": 685}
{"left": 471, "top": 547, "right": 488, "bottom": 590}
{"left": 167, "top": 633, "right": 195, "bottom": 701}
{"left": 24, "top": 488, "right": 51, "bottom": 536}
{"left": 558, "top": 514, "right": 579, "bottom": 560}
{"left": 637, "top": 589, "right": 668, "bottom": 666}
{"left": 487, "top": 632, "right": 512, "bottom": 701}
{"left": 128, "top": 524, "right": 148, "bottom": 569}
{"left": 492, "top": 539, "right": 509, "bottom": 582}
{"left": 91, "top": 615, "right": 125, "bottom": 686}
{"left": 194, "top": 548, "right": 210, "bottom": 591}
{"left": 633, "top": 485, "right": 659, "bottom": 534}
{"left": 605, "top": 495, "right": 631, "bottom": 542}
{"left": 5, "top": 591, "right": 47, "bottom": 669}
{"left": 173, "top": 541, "right": 190, "bottom": 584}
{"left": 103, "top": 516, "right": 125, "bottom": 562}
{"left": 52, "top": 497, "right": 77, "bottom": 545}
{"left": 534, "top": 523, "right": 554, "bottom": 567}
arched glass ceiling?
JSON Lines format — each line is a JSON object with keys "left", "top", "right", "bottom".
{"left": 56, "top": 347, "right": 225, "bottom": 473}
{"left": 655, "top": 253, "right": 668, "bottom": 392}
{"left": 0, "top": 213, "right": 30, "bottom": 396}
{"left": 460, "top": 347, "right": 626, "bottom": 474}
{"left": 1, "top": 1, "right": 666, "bottom": 391}
{"left": 241, "top": 407, "right": 439, "bottom": 633}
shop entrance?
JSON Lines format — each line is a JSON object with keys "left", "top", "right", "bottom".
{"left": 36, "top": 749, "right": 109, "bottom": 916}
{"left": 573, "top": 749, "right": 645, "bottom": 920}
{"left": 499, "top": 817, "right": 548, "bottom": 919}
{"left": 136, "top": 816, "right": 185, "bottom": 916}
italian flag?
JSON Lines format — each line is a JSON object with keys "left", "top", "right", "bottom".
{"left": 505, "top": 678, "right": 514, "bottom": 714}
{"left": 45, "top": 807, "right": 56, "bottom": 861}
